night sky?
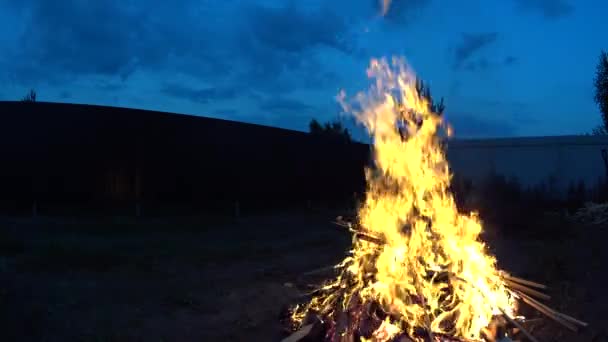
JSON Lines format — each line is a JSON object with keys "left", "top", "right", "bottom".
{"left": 1, "top": 0, "right": 606, "bottom": 139}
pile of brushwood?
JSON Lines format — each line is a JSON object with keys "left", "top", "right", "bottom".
{"left": 280, "top": 218, "right": 588, "bottom": 342}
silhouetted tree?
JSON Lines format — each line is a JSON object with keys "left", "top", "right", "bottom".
{"left": 591, "top": 125, "right": 607, "bottom": 135}
{"left": 21, "top": 89, "right": 36, "bottom": 102}
{"left": 594, "top": 50, "right": 608, "bottom": 132}
{"left": 415, "top": 78, "right": 445, "bottom": 115}
{"left": 309, "top": 118, "right": 352, "bottom": 143}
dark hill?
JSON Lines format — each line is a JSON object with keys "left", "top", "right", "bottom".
{"left": 0, "top": 101, "right": 368, "bottom": 216}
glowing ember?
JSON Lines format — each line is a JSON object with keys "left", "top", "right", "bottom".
{"left": 291, "top": 57, "right": 517, "bottom": 341}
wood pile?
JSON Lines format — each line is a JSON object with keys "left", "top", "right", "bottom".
{"left": 280, "top": 218, "right": 588, "bottom": 342}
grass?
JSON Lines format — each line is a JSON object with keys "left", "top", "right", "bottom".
{"left": 15, "top": 240, "right": 128, "bottom": 273}
{"left": 2, "top": 210, "right": 604, "bottom": 341}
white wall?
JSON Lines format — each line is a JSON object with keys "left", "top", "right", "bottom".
{"left": 446, "top": 135, "right": 608, "bottom": 197}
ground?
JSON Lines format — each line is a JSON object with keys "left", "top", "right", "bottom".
{"left": 0, "top": 210, "right": 606, "bottom": 341}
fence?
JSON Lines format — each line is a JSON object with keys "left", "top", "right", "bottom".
{"left": 447, "top": 135, "right": 608, "bottom": 200}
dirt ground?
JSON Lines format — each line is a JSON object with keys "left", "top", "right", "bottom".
{"left": 0, "top": 211, "right": 607, "bottom": 342}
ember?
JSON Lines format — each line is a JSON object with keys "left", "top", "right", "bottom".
{"left": 283, "top": 58, "right": 586, "bottom": 342}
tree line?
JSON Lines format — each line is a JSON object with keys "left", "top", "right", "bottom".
{"left": 309, "top": 78, "right": 446, "bottom": 141}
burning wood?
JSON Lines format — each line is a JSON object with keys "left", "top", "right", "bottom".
{"left": 282, "top": 58, "right": 586, "bottom": 342}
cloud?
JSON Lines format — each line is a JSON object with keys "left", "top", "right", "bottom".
{"left": 463, "top": 58, "right": 491, "bottom": 72}
{"left": 233, "top": 2, "right": 360, "bottom": 94}
{"left": 452, "top": 32, "right": 499, "bottom": 70}
{"left": 446, "top": 112, "right": 518, "bottom": 138}
{"left": 7, "top": 0, "right": 232, "bottom": 85}
{"left": 244, "top": 3, "right": 351, "bottom": 54}
{"left": 513, "top": 0, "right": 574, "bottom": 19}
{"left": 59, "top": 91, "right": 72, "bottom": 99}
{"left": 259, "top": 98, "right": 313, "bottom": 113}
{"left": 161, "top": 84, "right": 239, "bottom": 104}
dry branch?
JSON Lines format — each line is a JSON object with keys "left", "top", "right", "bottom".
{"left": 281, "top": 324, "right": 314, "bottom": 342}
{"left": 500, "top": 273, "right": 547, "bottom": 290}
{"left": 498, "top": 308, "right": 539, "bottom": 342}
{"left": 504, "top": 279, "right": 551, "bottom": 301}
{"left": 512, "top": 290, "right": 583, "bottom": 332}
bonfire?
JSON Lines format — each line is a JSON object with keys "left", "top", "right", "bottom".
{"left": 283, "top": 58, "right": 586, "bottom": 342}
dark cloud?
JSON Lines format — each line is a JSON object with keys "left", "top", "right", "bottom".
{"left": 161, "top": 84, "right": 239, "bottom": 104}
{"left": 9, "top": 0, "right": 231, "bottom": 85}
{"left": 446, "top": 112, "right": 518, "bottom": 138}
{"left": 244, "top": 3, "right": 351, "bottom": 54}
{"left": 7, "top": 0, "right": 363, "bottom": 98}
{"left": 234, "top": 2, "right": 357, "bottom": 94}
{"left": 258, "top": 98, "right": 312, "bottom": 112}
{"left": 59, "top": 91, "right": 72, "bottom": 99}
{"left": 452, "top": 32, "right": 499, "bottom": 70}
{"left": 513, "top": 0, "right": 574, "bottom": 19}
{"left": 464, "top": 58, "right": 491, "bottom": 72}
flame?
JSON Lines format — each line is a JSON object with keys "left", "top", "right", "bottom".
{"left": 292, "top": 57, "right": 517, "bottom": 341}
{"left": 380, "top": 0, "right": 392, "bottom": 16}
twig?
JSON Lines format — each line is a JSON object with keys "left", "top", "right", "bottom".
{"left": 499, "top": 308, "right": 540, "bottom": 342}
{"left": 281, "top": 324, "right": 314, "bottom": 342}
{"left": 504, "top": 279, "right": 551, "bottom": 301}
{"left": 501, "top": 273, "right": 548, "bottom": 290}
{"left": 300, "top": 265, "right": 338, "bottom": 277}
{"left": 354, "top": 231, "right": 385, "bottom": 245}
{"left": 512, "top": 290, "right": 578, "bottom": 332}
{"left": 332, "top": 220, "right": 385, "bottom": 245}
{"left": 553, "top": 312, "right": 588, "bottom": 328}
{"left": 516, "top": 290, "right": 587, "bottom": 328}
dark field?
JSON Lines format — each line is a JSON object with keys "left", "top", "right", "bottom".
{"left": 0, "top": 211, "right": 607, "bottom": 342}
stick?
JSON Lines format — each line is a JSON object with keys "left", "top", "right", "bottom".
{"left": 516, "top": 290, "right": 587, "bottom": 328}
{"left": 354, "top": 231, "right": 384, "bottom": 245}
{"left": 300, "top": 265, "right": 338, "bottom": 277}
{"left": 504, "top": 279, "right": 551, "bottom": 301}
{"left": 332, "top": 220, "right": 385, "bottom": 245}
{"left": 553, "top": 312, "right": 588, "bottom": 328}
{"left": 513, "top": 291, "right": 578, "bottom": 332}
{"left": 281, "top": 324, "right": 314, "bottom": 342}
{"left": 499, "top": 308, "right": 539, "bottom": 342}
{"left": 501, "top": 273, "right": 547, "bottom": 290}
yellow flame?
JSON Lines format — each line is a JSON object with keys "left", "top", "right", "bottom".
{"left": 293, "top": 57, "right": 516, "bottom": 341}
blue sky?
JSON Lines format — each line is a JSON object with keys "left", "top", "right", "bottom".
{"left": 0, "top": 0, "right": 606, "bottom": 138}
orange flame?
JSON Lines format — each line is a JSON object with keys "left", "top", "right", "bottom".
{"left": 380, "top": 0, "right": 392, "bottom": 16}
{"left": 293, "top": 57, "right": 516, "bottom": 341}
